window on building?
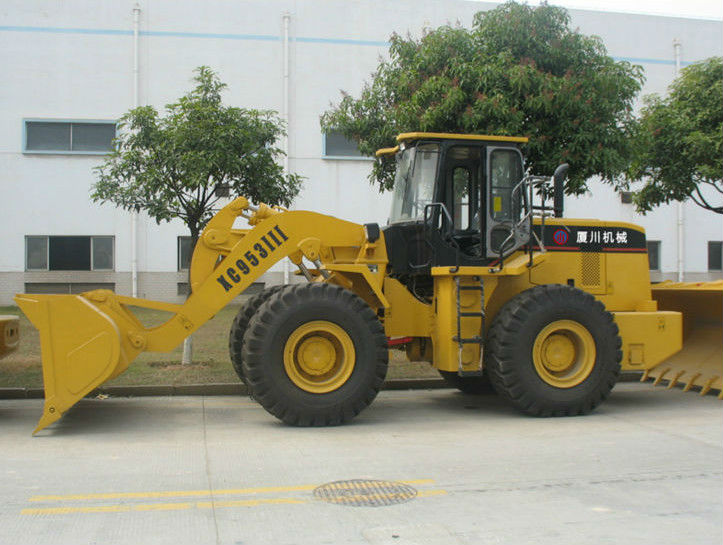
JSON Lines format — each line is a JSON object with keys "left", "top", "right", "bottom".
{"left": 24, "top": 120, "right": 116, "bottom": 154}
{"left": 25, "top": 282, "right": 115, "bottom": 294}
{"left": 26, "top": 236, "right": 48, "bottom": 270}
{"left": 92, "top": 237, "right": 114, "bottom": 270}
{"left": 25, "top": 236, "right": 114, "bottom": 271}
{"left": 646, "top": 240, "right": 660, "bottom": 271}
{"left": 620, "top": 191, "right": 633, "bottom": 204}
{"left": 708, "top": 241, "right": 722, "bottom": 271}
{"left": 178, "top": 236, "right": 193, "bottom": 270}
{"left": 214, "top": 184, "right": 230, "bottom": 197}
{"left": 323, "top": 130, "right": 363, "bottom": 158}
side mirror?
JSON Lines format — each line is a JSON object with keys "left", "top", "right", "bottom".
{"left": 552, "top": 163, "right": 569, "bottom": 218}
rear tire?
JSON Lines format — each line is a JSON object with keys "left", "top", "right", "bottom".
{"left": 228, "top": 285, "right": 285, "bottom": 385}
{"left": 486, "top": 284, "right": 621, "bottom": 416}
{"left": 242, "top": 283, "right": 388, "bottom": 426}
{"left": 438, "top": 370, "right": 495, "bottom": 395}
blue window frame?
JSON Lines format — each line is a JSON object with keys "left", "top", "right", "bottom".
{"left": 23, "top": 119, "right": 117, "bottom": 155}
{"left": 322, "top": 130, "right": 372, "bottom": 161}
{"left": 25, "top": 235, "right": 114, "bottom": 271}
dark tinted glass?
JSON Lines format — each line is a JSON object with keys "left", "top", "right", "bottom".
{"left": 325, "top": 130, "right": 362, "bottom": 157}
{"left": 26, "top": 236, "right": 48, "bottom": 269}
{"left": 72, "top": 123, "right": 115, "bottom": 151}
{"left": 646, "top": 241, "right": 660, "bottom": 270}
{"left": 92, "top": 237, "right": 114, "bottom": 270}
{"left": 178, "top": 237, "right": 192, "bottom": 270}
{"left": 708, "top": 241, "right": 722, "bottom": 271}
{"left": 49, "top": 236, "right": 91, "bottom": 270}
{"left": 26, "top": 122, "right": 71, "bottom": 151}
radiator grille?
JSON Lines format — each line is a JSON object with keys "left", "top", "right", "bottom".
{"left": 581, "top": 253, "right": 601, "bottom": 286}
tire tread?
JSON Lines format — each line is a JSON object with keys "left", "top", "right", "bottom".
{"left": 486, "top": 284, "right": 622, "bottom": 416}
{"left": 242, "top": 283, "right": 388, "bottom": 426}
{"left": 228, "top": 285, "right": 285, "bottom": 385}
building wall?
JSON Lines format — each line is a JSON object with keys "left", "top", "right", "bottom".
{"left": 0, "top": 0, "right": 721, "bottom": 304}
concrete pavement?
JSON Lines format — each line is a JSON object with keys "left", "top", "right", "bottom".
{"left": 1, "top": 383, "right": 721, "bottom": 545}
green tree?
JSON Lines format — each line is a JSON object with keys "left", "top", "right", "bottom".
{"left": 627, "top": 57, "right": 722, "bottom": 214}
{"left": 94, "top": 66, "right": 302, "bottom": 243}
{"left": 93, "top": 66, "right": 302, "bottom": 363}
{"left": 321, "top": 1, "right": 644, "bottom": 194}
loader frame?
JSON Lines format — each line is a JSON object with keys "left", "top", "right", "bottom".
{"left": 14, "top": 133, "right": 720, "bottom": 433}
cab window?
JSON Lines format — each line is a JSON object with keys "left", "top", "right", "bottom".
{"left": 489, "top": 149, "right": 523, "bottom": 221}
{"left": 444, "top": 145, "right": 481, "bottom": 232}
{"left": 453, "top": 167, "right": 472, "bottom": 230}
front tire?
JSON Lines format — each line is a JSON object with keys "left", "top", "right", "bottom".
{"left": 228, "top": 285, "right": 285, "bottom": 385}
{"left": 486, "top": 284, "right": 621, "bottom": 416}
{"left": 242, "top": 283, "right": 388, "bottom": 426}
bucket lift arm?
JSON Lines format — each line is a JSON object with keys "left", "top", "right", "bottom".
{"left": 15, "top": 197, "right": 383, "bottom": 433}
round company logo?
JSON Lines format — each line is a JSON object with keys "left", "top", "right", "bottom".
{"left": 553, "top": 229, "right": 569, "bottom": 245}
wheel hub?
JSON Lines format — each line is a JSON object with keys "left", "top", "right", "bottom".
{"left": 541, "top": 333, "right": 576, "bottom": 372}
{"left": 533, "top": 320, "right": 596, "bottom": 388}
{"left": 297, "top": 337, "right": 336, "bottom": 375}
{"left": 283, "top": 320, "right": 356, "bottom": 393}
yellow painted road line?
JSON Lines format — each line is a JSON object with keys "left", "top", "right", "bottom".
{"left": 417, "top": 490, "right": 446, "bottom": 498}
{"left": 197, "top": 498, "right": 305, "bottom": 509}
{"left": 22, "top": 490, "right": 446, "bottom": 516}
{"left": 22, "top": 502, "right": 194, "bottom": 515}
{"left": 29, "top": 479, "right": 436, "bottom": 502}
{"left": 22, "top": 498, "right": 304, "bottom": 516}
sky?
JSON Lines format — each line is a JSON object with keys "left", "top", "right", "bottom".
{"left": 479, "top": 0, "right": 723, "bottom": 20}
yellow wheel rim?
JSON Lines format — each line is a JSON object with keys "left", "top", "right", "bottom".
{"left": 532, "top": 320, "right": 596, "bottom": 388}
{"left": 283, "top": 320, "right": 355, "bottom": 393}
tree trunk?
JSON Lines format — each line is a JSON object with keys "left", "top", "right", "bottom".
{"left": 181, "top": 335, "right": 193, "bottom": 365}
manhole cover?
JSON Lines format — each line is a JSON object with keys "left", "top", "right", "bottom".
{"left": 313, "top": 479, "right": 417, "bottom": 507}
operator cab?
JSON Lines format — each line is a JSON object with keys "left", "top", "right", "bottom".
{"left": 379, "top": 133, "right": 529, "bottom": 276}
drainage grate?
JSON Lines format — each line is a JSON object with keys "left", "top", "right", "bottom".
{"left": 313, "top": 479, "right": 417, "bottom": 507}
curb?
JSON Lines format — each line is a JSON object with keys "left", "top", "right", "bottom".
{"left": 0, "top": 373, "right": 645, "bottom": 400}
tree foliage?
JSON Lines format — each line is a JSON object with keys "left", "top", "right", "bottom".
{"left": 93, "top": 66, "right": 303, "bottom": 241}
{"left": 627, "top": 57, "right": 722, "bottom": 214}
{"left": 321, "top": 1, "right": 644, "bottom": 194}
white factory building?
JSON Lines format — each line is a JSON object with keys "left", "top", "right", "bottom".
{"left": 1, "top": 0, "right": 721, "bottom": 305}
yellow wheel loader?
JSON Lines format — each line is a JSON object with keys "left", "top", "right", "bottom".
{"left": 14, "top": 133, "right": 722, "bottom": 433}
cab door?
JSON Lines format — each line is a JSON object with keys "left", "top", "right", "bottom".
{"left": 441, "top": 144, "right": 484, "bottom": 256}
{"left": 485, "top": 146, "right": 527, "bottom": 258}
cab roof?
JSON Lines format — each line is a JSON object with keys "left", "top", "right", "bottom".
{"left": 375, "top": 132, "right": 528, "bottom": 157}
{"left": 397, "top": 132, "right": 528, "bottom": 144}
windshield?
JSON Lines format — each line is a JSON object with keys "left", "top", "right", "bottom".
{"left": 389, "top": 143, "right": 440, "bottom": 223}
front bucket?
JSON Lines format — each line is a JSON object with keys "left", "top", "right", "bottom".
{"left": 15, "top": 294, "right": 124, "bottom": 433}
{"left": 647, "top": 281, "right": 723, "bottom": 398}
